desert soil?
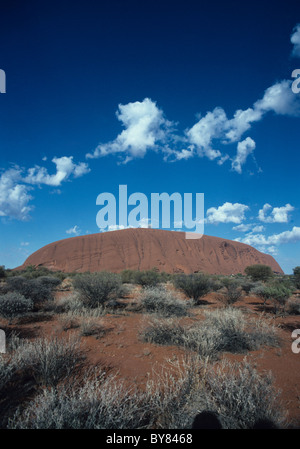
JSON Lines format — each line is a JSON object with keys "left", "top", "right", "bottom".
{"left": 1, "top": 287, "right": 300, "bottom": 428}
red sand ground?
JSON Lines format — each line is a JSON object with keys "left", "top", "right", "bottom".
{"left": 2, "top": 287, "right": 300, "bottom": 428}
{"left": 16, "top": 228, "right": 283, "bottom": 275}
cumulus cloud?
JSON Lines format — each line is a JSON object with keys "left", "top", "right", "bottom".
{"left": 254, "top": 80, "right": 300, "bottom": 116}
{"left": 186, "top": 107, "right": 225, "bottom": 160}
{"left": 236, "top": 226, "right": 300, "bottom": 250}
{"left": 0, "top": 168, "right": 33, "bottom": 220}
{"left": 232, "top": 223, "right": 252, "bottom": 232}
{"left": 66, "top": 225, "right": 81, "bottom": 235}
{"left": 252, "top": 225, "right": 265, "bottom": 233}
{"left": 24, "top": 156, "right": 90, "bottom": 186}
{"left": 291, "top": 24, "right": 300, "bottom": 58}
{"left": 206, "top": 202, "right": 249, "bottom": 224}
{"left": 258, "top": 203, "right": 294, "bottom": 223}
{"left": 0, "top": 156, "right": 90, "bottom": 221}
{"left": 84, "top": 25, "right": 300, "bottom": 170}
{"left": 87, "top": 98, "right": 172, "bottom": 162}
{"left": 233, "top": 223, "right": 265, "bottom": 233}
{"left": 231, "top": 137, "right": 256, "bottom": 174}
{"left": 163, "top": 146, "right": 194, "bottom": 162}
{"left": 87, "top": 75, "right": 300, "bottom": 172}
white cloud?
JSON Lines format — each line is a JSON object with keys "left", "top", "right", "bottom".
{"left": 231, "top": 137, "right": 256, "bottom": 174}
{"left": 87, "top": 77, "right": 300, "bottom": 170}
{"left": 0, "top": 168, "right": 33, "bottom": 220}
{"left": 66, "top": 225, "right": 81, "bottom": 235}
{"left": 24, "top": 156, "right": 90, "bottom": 186}
{"left": 252, "top": 225, "right": 265, "bottom": 233}
{"left": 254, "top": 80, "right": 300, "bottom": 116}
{"left": 291, "top": 24, "right": 300, "bottom": 58}
{"left": 258, "top": 203, "right": 294, "bottom": 223}
{"left": 225, "top": 107, "right": 263, "bottom": 142}
{"left": 206, "top": 202, "right": 249, "bottom": 224}
{"left": 233, "top": 223, "right": 265, "bottom": 233}
{"left": 0, "top": 156, "right": 90, "bottom": 221}
{"left": 235, "top": 226, "right": 300, "bottom": 253}
{"left": 163, "top": 146, "right": 194, "bottom": 162}
{"left": 232, "top": 223, "right": 252, "bottom": 232}
{"left": 186, "top": 107, "right": 225, "bottom": 160}
{"left": 86, "top": 98, "right": 171, "bottom": 162}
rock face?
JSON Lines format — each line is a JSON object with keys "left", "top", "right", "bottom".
{"left": 16, "top": 228, "right": 283, "bottom": 275}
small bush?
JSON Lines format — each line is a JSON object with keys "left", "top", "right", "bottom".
{"left": 7, "top": 276, "right": 59, "bottom": 306}
{"left": 218, "top": 282, "right": 243, "bottom": 306}
{"left": 14, "top": 335, "right": 84, "bottom": 387}
{"left": 79, "top": 317, "right": 105, "bottom": 337}
{"left": 58, "top": 313, "right": 79, "bottom": 331}
{"left": 133, "top": 270, "right": 162, "bottom": 287}
{"left": 172, "top": 273, "right": 211, "bottom": 304}
{"left": 140, "top": 286, "right": 189, "bottom": 317}
{"left": 293, "top": 267, "right": 300, "bottom": 289}
{"left": 202, "top": 359, "right": 286, "bottom": 429}
{"left": 141, "top": 318, "right": 186, "bottom": 348}
{"left": 56, "top": 292, "right": 85, "bottom": 313}
{"left": 9, "top": 372, "right": 148, "bottom": 429}
{"left": 244, "top": 264, "right": 274, "bottom": 282}
{"left": 286, "top": 298, "right": 300, "bottom": 315}
{"left": 0, "top": 292, "right": 33, "bottom": 321}
{"left": 251, "top": 282, "right": 292, "bottom": 313}
{"left": 0, "top": 356, "right": 14, "bottom": 394}
{"left": 145, "top": 357, "right": 286, "bottom": 429}
{"left": 237, "top": 279, "right": 257, "bottom": 295}
{"left": 73, "top": 272, "right": 122, "bottom": 308}
{"left": 0, "top": 266, "right": 6, "bottom": 279}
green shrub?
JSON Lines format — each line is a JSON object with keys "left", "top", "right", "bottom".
{"left": 244, "top": 264, "right": 274, "bottom": 282}
{"left": 140, "top": 286, "right": 189, "bottom": 317}
{"left": 240, "top": 279, "right": 258, "bottom": 295}
{"left": 251, "top": 282, "right": 292, "bottom": 312}
{"left": 7, "top": 276, "right": 60, "bottom": 306}
{"left": 73, "top": 272, "right": 122, "bottom": 308}
{"left": 120, "top": 269, "right": 138, "bottom": 284}
{"left": 133, "top": 270, "right": 162, "bottom": 287}
{"left": 172, "top": 273, "right": 211, "bottom": 304}
{"left": 0, "top": 292, "right": 33, "bottom": 321}
{"left": 0, "top": 266, "right": 6, "bottom": 279}
{"left": 218, "top": 282, "right": 243, "bottom": 306}
{"left": 293, "top": 267, "right": 300, "bottom": 289}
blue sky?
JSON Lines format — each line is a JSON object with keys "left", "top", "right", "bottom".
{"left": 0, "top": 0, "right": 300, "bottom": 273}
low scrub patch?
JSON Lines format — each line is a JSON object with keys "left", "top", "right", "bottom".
{"left": 141, "top": 308, "right": 280, "bottom": 358}
{"left": 9, "top": 371, "right": 148, "bottom": 429}
{"left": 14, "top": 335, "right": 84, "bottom": 387}
{"left": 0, "top": 292, "right": 33, "bottom": 322}
{"left": 140, "top": 286, "right": 189, "bottom": 317}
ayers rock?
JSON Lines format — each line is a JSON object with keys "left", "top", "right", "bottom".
{"left": 16, "top": 228, "right": 283, "bottom": 275}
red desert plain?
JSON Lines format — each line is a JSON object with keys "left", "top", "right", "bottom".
{"left": 1, "top": 228, "right": 299, "bottom": 429}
